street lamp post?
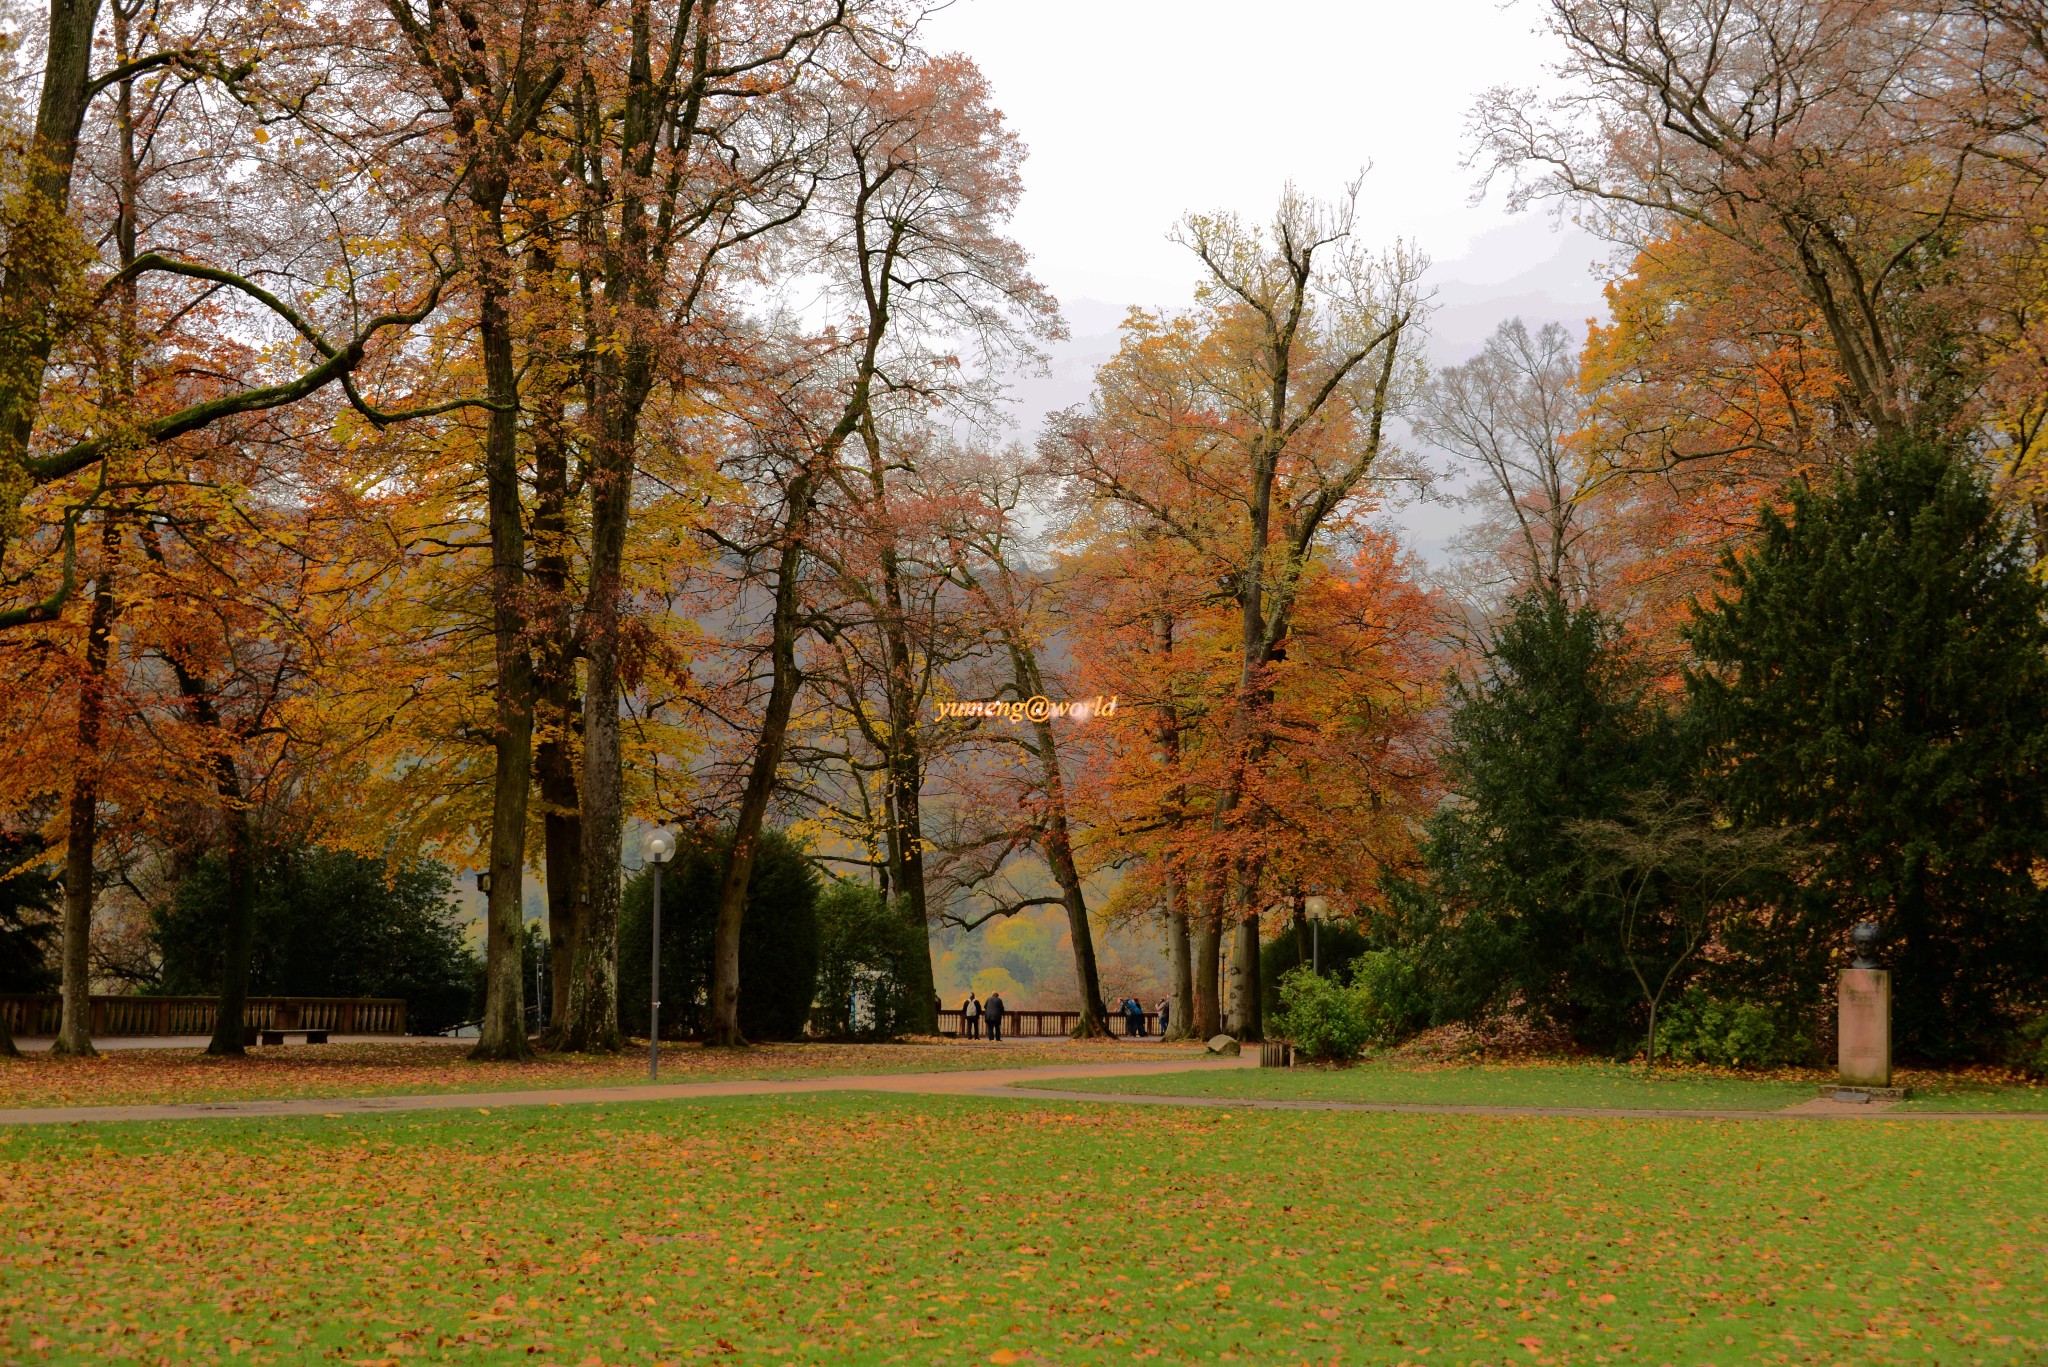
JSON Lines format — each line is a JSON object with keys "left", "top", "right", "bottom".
{"left": 643, "top": 829, "right": 675, "bottom": 1079}
{"left": 1303, "top": 896, "right": 1330, "bottom": 975}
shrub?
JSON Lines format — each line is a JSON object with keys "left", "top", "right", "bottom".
{"left": 158, "top": 844, "right": 478, "bottom": 1034}
{"left": 1259, "top": 921, "right": 1369, "bottom": 1019}
{"left": 1270, "top": 966, "right": 1372, "bottom": 1062}
{"left": 1656, "top": 988, "right": 1808, "bottom": 1068}
{"left": 618, "top": 827, "right": 820, "bottom": 1041}
{"left": 811, "top": 880, "right": 925, "bottom": 1039}
{"left": 1351, "top": 948, "right": 1430, "bottom": 1046}
{"left": 2009, "top": 1013, "right": 2048, "bottom": 1078}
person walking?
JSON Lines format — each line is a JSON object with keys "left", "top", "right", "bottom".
{"left": 985, "top": 991, "right": 1006, "bottom": 1043}
{"left": 1157, "top": 996, "right": 1171, "bottom": 1037}
{"left": 961, "top": 992, "right": 981, "bottom": 1039}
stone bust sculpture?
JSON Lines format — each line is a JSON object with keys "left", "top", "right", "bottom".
{"left": 1850, "top": 920, "right": 1882, "bottom": 970}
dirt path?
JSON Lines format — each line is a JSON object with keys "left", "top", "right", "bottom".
{"left": 0, "top": 1057, "right": 2039, "bottom": 1126}
{"left": 0, "top": 1057, "right": 1244, "bottom": 1126}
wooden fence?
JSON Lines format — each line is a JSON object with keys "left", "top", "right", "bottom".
{"left": 937, "top": 1008, "right": 1161, "bottom": 1038}
{"left": 0, "top": 996, "right": 408, "bottom": 1038}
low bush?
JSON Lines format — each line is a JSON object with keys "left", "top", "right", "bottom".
{"left": 1351, "top": 948, "right": 1431, "bottom": 1046}
{"left": 1656, "top": 988, "right": 1808, "bottom": 1068}
{"left": 1271, "top": 966, "right": 1373, "bottom": 1062}
{"left": 2009, "top": 1012, "right": 2048, "bottom": 1077}
{"left": 1259, "top": 922, "right": 1369, "bottom": 1019}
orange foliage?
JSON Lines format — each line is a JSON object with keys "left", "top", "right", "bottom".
{"left": 1576, "top": 226, "right": 1852, "bottom": 657}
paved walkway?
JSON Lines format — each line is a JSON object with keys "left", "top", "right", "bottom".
{"left": 2, "top": 1056, "right": 2042, "bottom": 1126}
{"left": 0, "top": 1058, "right": 1237, "bottom": 1126}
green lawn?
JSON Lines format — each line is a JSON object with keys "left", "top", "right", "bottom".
{"left": 1897, "top": 1076, "right": 2048, "bottom": 1113}
{"left": 4, "top": 1093, "right": 2044, "bottom": 1364}
{"left": 1014, "top": 1058, "right": 1822, "bottom": 1112}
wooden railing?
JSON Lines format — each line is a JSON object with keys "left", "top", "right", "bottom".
{"left": 937, "top": 1008, "right": 1162, "bottom": 1038}
{"left": 0, "top": 995, "right": 408, "bottom": 1038}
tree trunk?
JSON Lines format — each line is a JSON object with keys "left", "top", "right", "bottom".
{"left": 526, "top": 227, "right": 582, "bottom": 1048}
{"left": 1006, "top": 634, "right": 1107, "bottom": 1037}
{"left": 470, "top": 192, "right": 533, "bottom": 1062}
{"left": 1163, "top": 889, "right": 1194, "bottom": 1041}
{"left": 1192, "top": 908, "right": 1222, "bottom": 1038}
{"left": 0, "top": 0, "right": 106, "bottom": 548}
{"left": 1229, "top": 908, "right": 1263, "bottom": 1043}
{"left": 205, "top": 812, "right": 256, "bottom": 1056}
{"left": 566, "top": 625, "right": 623, "bottom": 1052}
{"left": 563, "top": 396, "right": 639, "bottom": 1055}
{"left": 860, "top": 418, "right": 939, "bottom": 1034}
{"left": 707, "top": 472, "right": 821, "bottom": 1047}
{"left": 1039, "top": 802, "right": 1105, "bottom": 1039}
{"left": 1152, "top": 611, "right": 1196, "bottom": 1041}
{"left": 885, "top": 741, "right": 938, "bottom": 1033}
{"left": 52, "top": 517, "right": 116, "bottom": 1057}
{"left": 540, "top": 773, "right": 581, "bottom": 1037}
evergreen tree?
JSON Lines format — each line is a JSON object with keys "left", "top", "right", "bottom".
{"left": 158, "top": 845, "right": 478, "bottom": 1034}
{"left": 1686, "top": 439, "right": 2048, "bottom": 1059}
{"left": 0, "top": 831, "right": 59, "bottom": 993}
{"left": 618, "top": 828, "right": 821, "bottom": 1041}
{"left": 811, "top": 879, "right": 927, "bottom": 1039}
{"left": 1418, "top": 589, "right": 1668, "bottom": 1050}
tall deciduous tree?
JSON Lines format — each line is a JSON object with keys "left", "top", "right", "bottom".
{"left": 700, "top": 54, "right": 1053, "bottom": 1045}
{"left": 1048, "top": 184, "right": 1426, "bottom": 1040}
{"left": 1426, "top": 318, "right": 1598, "bottom": 608}
{"left": 553, "top": 0, "right": 879, "bottom": 1054}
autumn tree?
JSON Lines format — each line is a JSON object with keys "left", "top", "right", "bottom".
{"left": 1482, "top": 0, "right": 2048, "bottom": 571}
{"left": 550, "top": 0, "right": 888, "bottom": 1054}
{"left": 696, "top": 54, "right": 1054, "bottom": 1046}
{"left": 936, "top": 458, "right": 1112, "bottom": 1037}
{"left": 1048, "top": 184, "right": 1427, "bottom": 1040}
{"left": 0, "top": 0, "right": 469, "bottom": 1054}
{"left": 794, "top": 423, "right": 998, "bottom": 1031}
{"left": 1425, "top": 318, "right": 1599, "bottom": 610}
{"left": 0, "top": 0, "right": 455, "bottom": 616}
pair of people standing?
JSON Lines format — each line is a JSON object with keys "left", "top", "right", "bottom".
{"left": 957, "top": 991, "right": 1007, "bottom": 1041}
{"left": 1116, "top": 997, "right": 1150, "bottom": 1036}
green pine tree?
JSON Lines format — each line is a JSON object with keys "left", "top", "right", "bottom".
{"left": 1686, "top": 438, "right": 2048, "bottom": 1060}
{"left": 1417, "top": 589, "right": 1670, "bottom": 1051}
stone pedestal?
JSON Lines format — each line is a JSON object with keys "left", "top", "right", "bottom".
{"left": 1838, "top": 968, "right": 1891, "bottom": 1087}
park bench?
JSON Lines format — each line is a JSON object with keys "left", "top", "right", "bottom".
{"left": 247, "top": 1028, "right": 332, "bottom": 1045}
{"left": 252, "top": 1003, "right": 331, "bottom": 1045}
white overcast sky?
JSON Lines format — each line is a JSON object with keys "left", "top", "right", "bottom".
{"left": 919, "top": 0, "right": 1616, "bottom": 553}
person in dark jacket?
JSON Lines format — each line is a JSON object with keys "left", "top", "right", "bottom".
{"left": 985, "top": 991, "right": 1007, "bottom": 1042}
